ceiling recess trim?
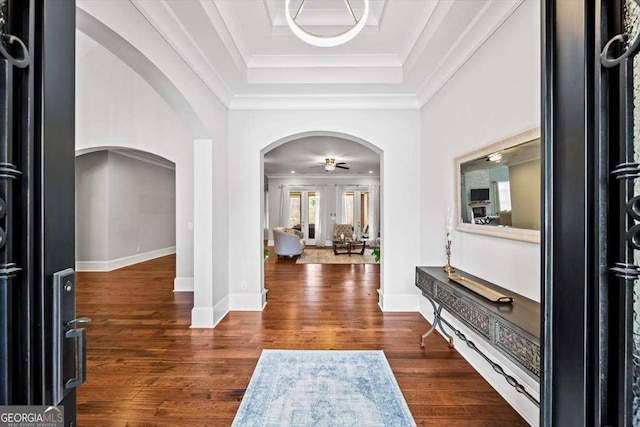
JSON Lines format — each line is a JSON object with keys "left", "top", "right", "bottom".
{"left": 416, "top": 0, "right": 525, "bottom": 106}
{"left": 199, "top": 0, "right": 248, "bottom": 71}
{"left": 129, "top": 0, "right": 234, "bottom": 106}
{"left": 230, "top": 93, "right": 420, "bottom": 110}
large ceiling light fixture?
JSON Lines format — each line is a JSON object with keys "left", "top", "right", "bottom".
{"left": 285, "top": 0, "right": 370, "bottom": 47}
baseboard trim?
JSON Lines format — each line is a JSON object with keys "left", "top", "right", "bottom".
{"left": 76, "top": 246, "right": 176, "bottom": 272}
{"left": 75, "top": 261, "right": 108, "bottom": 271}
{"left": 213, "top": 295, "right": 230, "bottom": 327}
{"left": 379, "top": 292, "right": 420, "bottom": 312}
{"left": 229, "top": 293, "right": 264, "bottom": 311}
{"left": 191, "top": 306, "right": 215, "bottom": 328}
{"left": 190, "top": 296, "right": 230, "bottom": 328}
{"left": 418, "top": 299, "right": 540, "bottom": 426}
{"left": 174, "top": 277, "right": 194, "bottom": 292}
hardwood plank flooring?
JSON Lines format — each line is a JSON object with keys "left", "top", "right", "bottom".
{"left": 76, "top": 253, "right": 527, "bottom": 426}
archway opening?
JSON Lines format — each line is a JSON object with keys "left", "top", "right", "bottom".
{"left": 260, "top": 131, "right": 384, "bottom": 306}
{"left": 75, "top": 148, "right": 177, "bottom": 274}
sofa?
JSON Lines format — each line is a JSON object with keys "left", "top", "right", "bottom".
{"left": 273, "top": 227, "right": 305, "bottom": 257}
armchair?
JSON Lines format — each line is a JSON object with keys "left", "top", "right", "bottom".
{"left": 273, "top": 227, "right": 305, "bottom": 257}
{"left": 333, "top": 223, "right": 354, "bottom": 240}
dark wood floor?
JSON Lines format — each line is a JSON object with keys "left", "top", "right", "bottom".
{"left": 76, "top": 252, "right": 527, "bottom": 426}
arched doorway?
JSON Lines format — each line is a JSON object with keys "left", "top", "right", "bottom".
{"left": 75, "top": 148, "right": 177, "bottom": 273}
{"left": 260, "top": 131, "right": 384, "bottom": 302}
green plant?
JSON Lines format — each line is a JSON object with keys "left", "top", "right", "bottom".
{"left": 372, "top": 246, "right": 380, "bottom": 262}
{"left": 264, "top": 248, "right": 269, "bottom": 260}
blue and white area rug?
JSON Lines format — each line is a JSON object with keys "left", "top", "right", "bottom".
{"left": 232, "top": 350, "right": 416, "bottom": 427}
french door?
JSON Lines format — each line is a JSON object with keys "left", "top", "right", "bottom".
{"left": 344, "top": 189, "right": 369, "bottom": 240}
{"left": 289, "top": 190, "right": 316, "bottom": 245}
{"left": 0, "top": 1, "right": 80, "bottom": 425}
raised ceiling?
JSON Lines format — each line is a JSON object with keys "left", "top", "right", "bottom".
{"left": 96, "top": 0, "right": 525, "bottom": 109}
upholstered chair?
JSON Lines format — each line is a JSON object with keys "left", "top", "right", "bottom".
{"left": 333, "top": 223, "right": 354, "bottom": 240}
{"left": 273, "top": 227, "right": 305, "bottom": 257}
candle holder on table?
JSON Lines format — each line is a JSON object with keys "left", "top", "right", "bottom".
{"left": 443, "top": 232, "right": 455, "bottom": 274}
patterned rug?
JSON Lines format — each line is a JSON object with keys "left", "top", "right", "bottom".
{"left": 232, "top": 350, "right": 415, "bottom": 427}
{"left": 295, "top": 248, "right": 376, "bottom": 264}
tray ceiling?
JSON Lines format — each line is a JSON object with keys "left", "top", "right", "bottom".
{"left": 80, "top": 0, "right": 526, "bottom": 108}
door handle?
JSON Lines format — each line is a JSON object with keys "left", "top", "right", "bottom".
{"left": 67, "top": 317, "right": 91, "bottom": 326}
{"left": 65, "top": 319, "right": 90, "bottom": 390}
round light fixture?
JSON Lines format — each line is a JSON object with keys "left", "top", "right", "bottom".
{"left": 285, "top": 0, "right": 370, "bottom": 47}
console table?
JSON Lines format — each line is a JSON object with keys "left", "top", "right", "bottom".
{"left": 416, "top": 267, "right": 540, "bottom": 405}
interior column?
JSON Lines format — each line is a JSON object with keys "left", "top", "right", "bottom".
{"left": 192, "top": 139, "right": 215, "bottom": 327}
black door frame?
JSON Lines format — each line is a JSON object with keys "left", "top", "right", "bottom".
{"left": 542, "top": 0, "right": 639, "bottom": 425}
{"left": 0, "top": 0, "right": 77, "bottom": 424}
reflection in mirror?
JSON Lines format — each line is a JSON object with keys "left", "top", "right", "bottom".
{"left": 460, "top": 139, "right": 541, "bottom": 229}
{"left": 455, "top": 127, "right": 541, "bottom": 243}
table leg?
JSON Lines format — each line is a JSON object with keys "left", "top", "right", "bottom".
{"left": 420, "top": 297, "right": 454, "bottom": 349}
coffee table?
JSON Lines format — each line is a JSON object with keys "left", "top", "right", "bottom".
{"left": 332, "top": 239, "right": 366, "bottom": 256}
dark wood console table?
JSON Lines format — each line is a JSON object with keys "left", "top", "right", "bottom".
{"left": 416, "top": 267, "right": 541, "bottom": 405}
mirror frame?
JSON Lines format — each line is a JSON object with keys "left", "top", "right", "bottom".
{"left": 454, "top": 126, "right": 541, "bottom": 244}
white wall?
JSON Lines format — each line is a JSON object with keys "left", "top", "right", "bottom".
{"left": 76, "top": 151, "right": 109, "bottom": 263}
{"left": 421, "top": 1, "right": 540, "bottom": 301}
{"left": 106, "top": 152, "right": 176, "bottom": 260}
{"left": 266, "top": 176, "right": 380, "bottom": 244}
{"left": 228, "top": 110, "right": 422, "bottom": 312}
{"left": 76, "top": 151, "right": 176, "bottom": 271}
{"left": 420, "top": 2, "right": 540, "bottom": 425}
{"left": 76, "top": 31, "right": 194, "bottom": 285}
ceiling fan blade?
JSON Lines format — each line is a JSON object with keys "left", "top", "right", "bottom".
{"left": 336, "top": 162, "right": 347, "bottom": 165}
{"left": 335, "top": 165, "right": 350, "bottom": 170}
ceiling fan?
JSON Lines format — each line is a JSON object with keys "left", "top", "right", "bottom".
{"left": 310, "top": 158, "right": 350, "bottom": 172}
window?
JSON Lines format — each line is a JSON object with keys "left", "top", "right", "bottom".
{"left": 345, "top": 192, "right": 354, "bottom": 225}
{"left": 289, "top": 192, "right": 301, "bottom": 227}
{"left": 361, "top": 192, "right": 369, "bottom": 232}
{"left": 497, "top": 181, "right": 512, "bottom": 211}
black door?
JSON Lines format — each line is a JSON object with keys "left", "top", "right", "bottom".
{"left": 0, "top": 1, "right": 81, "bottom": 426}
{"left": 542, "top": 0, "right": 640, "bottom": 425}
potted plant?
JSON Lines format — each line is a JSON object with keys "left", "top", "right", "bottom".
{"left": 372, "top": 246, "right": 380, "bottom": 262}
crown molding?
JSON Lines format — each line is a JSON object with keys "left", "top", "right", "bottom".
{"left": 199, "top": 0, "right": 248, "bottom": 71}
{"left": 109, "top": 149, "right": 176, "bottom": 170}
{"left": 129, "top": 0, "right": 234, "bottom": 107}
{"left": 229, "top": 93, "right": 419, "bottom": 110}
{"left": 247, "top": 66, "right": 402, "bottom": 85}
{"left": 399, "top": 0, "right": 443, "bottom": 65}
{"left": 247, "top": 53, "right": 401, "bottom": 69}
{"left": 416, "top": 0, "right": 525, "bottom": 107}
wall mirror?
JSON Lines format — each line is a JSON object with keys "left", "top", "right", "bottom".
{"left": 455, "top": 127, "right": 541, "bottom": 243}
